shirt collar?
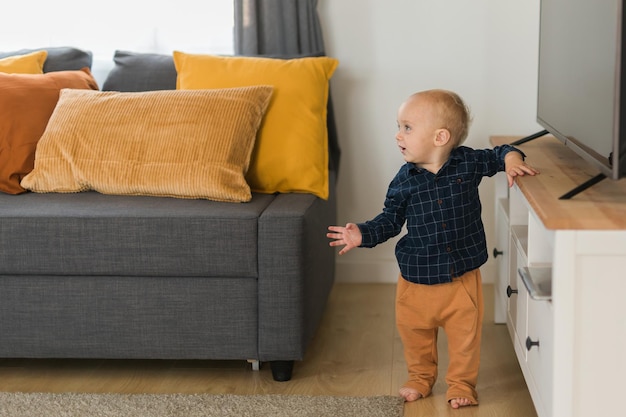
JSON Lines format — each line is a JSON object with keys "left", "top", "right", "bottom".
{"left": 408, "top": 147, "right": 465, "bottom": 175}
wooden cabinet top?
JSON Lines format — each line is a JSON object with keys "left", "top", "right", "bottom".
{"left": 491, "top": 135, "right": 626, "bottom": 230}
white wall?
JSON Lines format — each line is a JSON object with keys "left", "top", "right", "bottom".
{"left": 319, "top": 0, "right": 543, "bottom": 283}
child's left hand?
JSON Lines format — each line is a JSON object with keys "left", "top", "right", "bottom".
{"left": 505, "top": 151, "right": 539, "bottom": 187}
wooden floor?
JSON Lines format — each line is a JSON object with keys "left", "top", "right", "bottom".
{"left": 0, "top": 283, "right": 537, "bottom": 417}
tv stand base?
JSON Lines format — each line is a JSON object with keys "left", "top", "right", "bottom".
{"left": 558, "top": 173, "right": 607, "bottom": 200}
{"left": 510, "top": 129, "right": 549, "bottom": 146}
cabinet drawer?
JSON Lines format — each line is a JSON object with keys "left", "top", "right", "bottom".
{"left": 507, "top": 242, "right": 528, "bottom": 359}
{"left": 526, "top": 297, "right": 553, "bottom": 417}
{"left": 494, "top": 198, "right": 510, "bottom": 324}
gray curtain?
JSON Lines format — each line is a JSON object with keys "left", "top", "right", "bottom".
{"left": 234, "top": 0, "right": 325, "bottom": 56}
{"left": 233, "top": 0, "right": 340, "bottom": 175}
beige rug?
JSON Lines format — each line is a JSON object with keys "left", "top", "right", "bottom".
{"left": 0, "top": 392, "right": 404, "bottom": 417}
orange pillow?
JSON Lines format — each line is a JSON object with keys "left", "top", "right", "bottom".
{"left": 0, "top": 68, "right": 99, "bottom": 194}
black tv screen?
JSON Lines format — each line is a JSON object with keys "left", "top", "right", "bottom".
{"left": 537, "top": 0, "right": 626, "bottom": 180}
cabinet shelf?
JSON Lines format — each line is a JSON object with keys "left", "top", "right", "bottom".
{"left": 497, "top": 197, "right": 509, "bottom": 220}
{"left": 510, "top": 225, "right": 528, "bottom": 259}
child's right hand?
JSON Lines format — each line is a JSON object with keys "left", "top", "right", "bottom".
{"left": 327, "top": 223, "right": 362, "bottom": 255}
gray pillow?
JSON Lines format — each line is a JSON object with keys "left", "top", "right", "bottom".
{"left": 102, "top": 50, "right": 177, "bottom": 92}
{"left": 0, "top": 47, "right": 92, "bottom": 73}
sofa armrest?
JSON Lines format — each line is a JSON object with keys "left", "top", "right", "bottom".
{"left": 257, "top": 175, "right": 337, "bottom": 362}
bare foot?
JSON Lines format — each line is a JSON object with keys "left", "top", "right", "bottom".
{"left": 449, "top": 398, "right": 472, "bottom": 409}
{"left": 399, "top": 387, "right": 423, "bottom": 402}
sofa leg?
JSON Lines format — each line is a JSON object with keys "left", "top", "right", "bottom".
{"left": 270, "top": 360, "right": 294, "bottom": 382}
{"left": 247, "top": 359, "right": 260, "bottom": 371}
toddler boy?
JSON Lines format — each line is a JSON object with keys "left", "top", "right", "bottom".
{"left": 327, "top": 89, "right": 538, "bottom": 408}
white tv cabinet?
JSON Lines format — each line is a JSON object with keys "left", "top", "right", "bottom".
{"left": 491, "top": 136, "right": 626, "bottom": 417}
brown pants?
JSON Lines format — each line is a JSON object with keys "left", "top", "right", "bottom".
{"left": 395, "top": 269, "right": 483, "bottom": 404}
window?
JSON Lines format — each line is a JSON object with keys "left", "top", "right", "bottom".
{"left": 2, "top": 1, "right": 234, "bottom": 83}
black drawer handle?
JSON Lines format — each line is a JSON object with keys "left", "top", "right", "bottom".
{"left": 507, "top": 285, "right": 518, "bottom": 298}
{"left": 493, "top": 247, "right": 504, "bottom": 258}
{"left": 526, "top": 336, "right": 540, "bottom": 351}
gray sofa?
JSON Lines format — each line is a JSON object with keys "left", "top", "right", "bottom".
{"left": 0, "top": 48, "right": 339, "bottom": 382}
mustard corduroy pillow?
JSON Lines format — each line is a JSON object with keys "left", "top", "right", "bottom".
{"left": 21, "top": 86, "right": 273, "bottom": 202}
{"left": 173, "top": 51, "right": 338, "bottom": 200}
{"left": 0, "top": 50, "right": 47, "bottom": 74}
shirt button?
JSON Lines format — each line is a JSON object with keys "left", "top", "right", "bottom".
{"left": 442, "top": 223, "right": 447, "bottom": 229}
{"left": 456, "top": 178, "right": 462, "bottom": 184}
{"left": 446, "top": 246, "right": 452, "bottom": 252}
{"left": 438, "top": 199, "right": 443, "bottom": 205}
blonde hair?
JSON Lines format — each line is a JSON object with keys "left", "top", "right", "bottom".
{"left": 416, "top": 89, "right": 472, "bottom": 146}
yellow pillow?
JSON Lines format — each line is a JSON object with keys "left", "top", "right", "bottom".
{"left": 21, "top": 86, "right": 273, "bottom": 202}
{"left": 0, "top": 50, "right": 47, "bottom": 74}
{"left": 173, "top": 51, "right": 338, "bottom": 199}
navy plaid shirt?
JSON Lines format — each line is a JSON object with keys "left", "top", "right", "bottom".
{"left": 358, "top": 145, "right": 522, "bottom": 285}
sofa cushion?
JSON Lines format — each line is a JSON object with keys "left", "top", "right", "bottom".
{"left": 0, "top": 68, "right": 99, "bottom": 195}
{"left": 0, "top": 191, "right": 276, "bottom": 278}
{"left": 21, "top": 86, "right": 273, "bottom": 202}
{"left": 173, "top": 51, "right": 338, "bottom": 200}
{"left": 0, "top": 50, "right": 47, "bottom": 74}
{"left": 0, "top": 46, "right": 92, "bottom": 72}
{"left": 102, "top": 50, "right": 177, "bottom": 92}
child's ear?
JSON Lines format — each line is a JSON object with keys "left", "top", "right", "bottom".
{"left": 434, "top": 128, "right": 451, "bottom": 147}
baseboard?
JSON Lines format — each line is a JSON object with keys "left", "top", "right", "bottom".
{"left": 480, "top": 262, "right": 496, "bottom": 284}
{"left": 335, "top": 259, "right": 399, "bottom": 283}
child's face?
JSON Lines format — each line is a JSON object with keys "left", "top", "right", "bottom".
{"left": 395, "top": 96, "right": 441, "bottom": 166}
